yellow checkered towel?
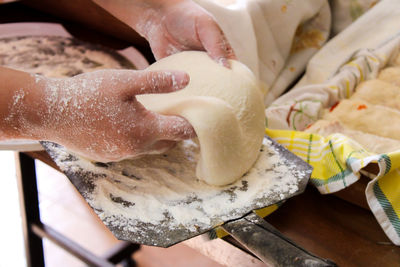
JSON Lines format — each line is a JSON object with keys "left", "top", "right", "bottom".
{"left": 266, "top": 128, "right": 400, "bottom": 245}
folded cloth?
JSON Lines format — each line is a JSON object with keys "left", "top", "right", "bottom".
{"left": 195, "top": 0, "right": 331, "bottom": 105}
{"left": 266, "top": 128, "right": 400, "bottom": 246}
{"left": 195, "top": 0, "right": 384, "bottom": 106}
{"left": 296, "top": 0, "right": 400, "bottom": 87}
{"left": 265, "top": 0, "right": 400, "bottom": 246}
{"left": 330, "top": 0, "right": 381, "bottom": 35}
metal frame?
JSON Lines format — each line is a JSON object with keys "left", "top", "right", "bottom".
{"left": 16, "top": 152, "right": 140, "bottom": 267}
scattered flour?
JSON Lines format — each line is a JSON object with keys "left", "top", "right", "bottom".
{"left": 44, "top": 137, "right": 310, "bottom": 246}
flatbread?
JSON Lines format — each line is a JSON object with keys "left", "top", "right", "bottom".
{"left": 324, "top": 99, "right": 400, "bottom": 141}
{"left": 377, "top": 67, "right": 400, "bottom": 87}
{"left": 352, "top": 79, "right": 400, "bottom": 110}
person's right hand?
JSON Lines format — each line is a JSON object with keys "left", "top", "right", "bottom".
{"left": 92, "top": 0, "right": 236, "bottom": 67}
{"left": 30, "top": 69, "right": 195, "bottom": 162}
{"left": 135, "top": 0, "right": 236, "bottom": 67}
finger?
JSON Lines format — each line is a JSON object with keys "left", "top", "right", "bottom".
{"left": 196, "top": 16, "right": 237, "bottom": 68}
{"left": 134, "top": 70, "right": 190, "bottom": 95}
{"left": 151, "top": 42, "right": 182, "bottom": 60}
{"left": 150, "top": 41, "right": 171, "bottom": 61}
{"left": 153, "top": 113, "right": 196, "bottom": 141}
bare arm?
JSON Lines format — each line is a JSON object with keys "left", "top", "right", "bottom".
{"left": 0, "top": 67, "right": 194, "bottom": 161}
{"left": 0, "top": 67, "right": 44, "bottom": 140}
{"left": 92, "top": 0, "right": 236, "bottom": 66}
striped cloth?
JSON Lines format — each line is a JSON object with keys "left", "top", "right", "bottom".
{"left": 266, "top": 128, "right": 400, "bottom": 246}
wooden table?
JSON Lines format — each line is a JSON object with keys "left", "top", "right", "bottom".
{"left": 265, "top": 187, "right": 400, "bottom": 266}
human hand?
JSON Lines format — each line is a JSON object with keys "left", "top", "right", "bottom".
{"left": 137, "top": 0, "right": 236, "bottom": 66}
{"left": 92, "top": 0, "right": 236, "bottom": 67}
{"left": 33, "top": 70, "right": 195, "bottom": 162}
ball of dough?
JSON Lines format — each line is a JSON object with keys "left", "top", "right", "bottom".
{"left": 137, "top": 51, "right": 265, "bottom": 186}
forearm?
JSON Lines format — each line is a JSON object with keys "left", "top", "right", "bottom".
{"left": 0, "top": 67, "right": 45, "bottom": 140}
{"left": 92, "top": 0, "right": 184, "bottom": 34}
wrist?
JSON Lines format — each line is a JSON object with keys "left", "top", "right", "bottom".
{"left": 23, "top": 76, "right": 51, "bottom": 140}
{"left": 99, "top": 0, "right": 187, "bottom": 37}
{"left": 0, "top": 69, "right": 48, "bottom": 141}
{"left": 15, "top": 75, "right": 49, "bottom": 140}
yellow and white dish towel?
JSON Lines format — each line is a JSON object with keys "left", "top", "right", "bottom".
{"left": 266, "top": 128, "right": 400, "bottom": 246}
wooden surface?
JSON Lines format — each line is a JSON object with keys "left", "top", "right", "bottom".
{"left": 333, "top": 175, "right": 370, "bottom": 210}
{"left": 25, "top": 151, "right": 60, "bottom": 172}
{"left": 333, "top": 163, "right": 381, "bottom": 210}
{"left": 266, "top": 187, "right": 400, "bottom": 267}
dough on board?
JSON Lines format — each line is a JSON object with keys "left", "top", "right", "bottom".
{"left": 137, "top": 51, "right": 265, "bottom": 186}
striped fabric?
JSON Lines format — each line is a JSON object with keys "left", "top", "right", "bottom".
{"left": 266, "top": 128, "right": 400, "bottom": 245}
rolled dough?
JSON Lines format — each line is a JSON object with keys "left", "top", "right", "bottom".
{"left": 137, "top": 51, "right": 265, "bottom": 186}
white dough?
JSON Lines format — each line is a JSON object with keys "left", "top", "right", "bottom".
{"left": 137, "top": 51, "right": 265, "bottom": 186}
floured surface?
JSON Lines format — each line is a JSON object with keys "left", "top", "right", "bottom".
{"left": 43, "top": 137, "right": 311, "bottom": 247}
{"left": 0, "top": 36, "right": 134, "bottom": 77}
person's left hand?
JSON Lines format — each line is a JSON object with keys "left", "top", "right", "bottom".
{"left": 22, "top": 69, "right": 195, "bottom": 162}
{"left": 135, "top": 0, "right": 236, "bottom": 67}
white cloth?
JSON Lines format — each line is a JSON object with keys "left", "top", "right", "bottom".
{"left": 296, "top": 0, "right": 400, "bottom": 87}
{"left": 195, "top": 0, "right": 331, "bottom": 106}
{"left": 330, "top": 0, "right": 381, "bottom": 35}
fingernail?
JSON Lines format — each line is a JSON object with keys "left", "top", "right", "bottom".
{"left": 172, "top": 71, "right": 190, "bottom": 90}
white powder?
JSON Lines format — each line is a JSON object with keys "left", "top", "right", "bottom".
{"left": 5, "top": 89, "right": 25, "bottom": 123}
{"left": 0, "top": 36, "right": 133, "bottom": 78}
{"left": 45, "top": 137, "right": 309, "bottom": 246}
